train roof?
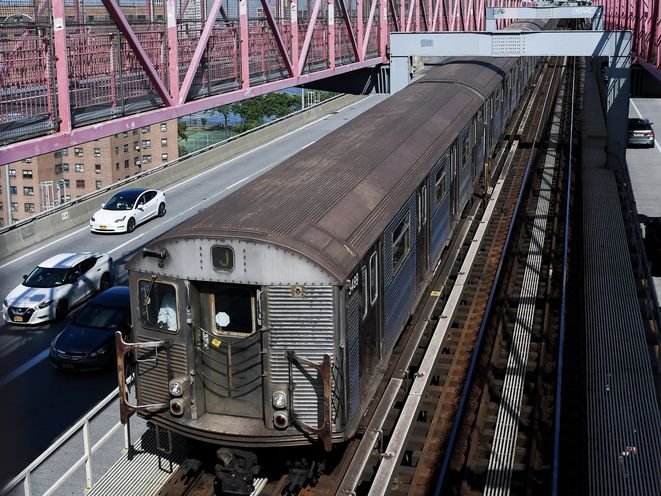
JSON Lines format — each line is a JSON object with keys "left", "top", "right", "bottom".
{"left": 154, "top": 57, "right": 519, "bottom": 282}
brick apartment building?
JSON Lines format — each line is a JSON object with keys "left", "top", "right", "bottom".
{"left": 0, "top": 120, "right": 178, "bottom": 227}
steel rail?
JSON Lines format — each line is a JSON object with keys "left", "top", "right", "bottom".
{"left": 551, "top": 56, "right": 575, "bottom": 496}
{"left": 433, "top": 58, "right": 563, "bottom": 496}
{"left": 483, "top": 59, "right": 566, "bottom": 495}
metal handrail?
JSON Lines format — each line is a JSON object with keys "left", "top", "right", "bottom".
{"left": 0, "top": 384, "right": 130, "bottom": 496}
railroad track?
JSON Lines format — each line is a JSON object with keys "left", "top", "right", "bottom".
{"left": 440, "top": 58, "right": 573, "bottom": 496}
{"left": 334, "top": 56, "right": 574, "bottom": 495}
{"left": 153, "top": 56, "right": 576, "bottom": 496}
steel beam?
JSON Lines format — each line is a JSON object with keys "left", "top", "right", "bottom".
{"left": 390, "top": 30, "right": 631, "bottom": 172}
{"left": 485, "top": 6, "right": 604, "bottom": 31}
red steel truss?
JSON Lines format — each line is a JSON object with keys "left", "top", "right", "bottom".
{"left": 593, "top": 0, "right": 660, "bottom": 77}
{"left": 0, "top": 0, "right": 494, "bottom": 163}
{"left": 0, "top": 0, "right": 658, "bottom": 164}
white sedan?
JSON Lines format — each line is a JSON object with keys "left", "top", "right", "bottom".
{"left": 90, "top": 188, "right": 166, "bottom": 233}
{"left": 2, "top": 252, "right": 113, "bottom": 325}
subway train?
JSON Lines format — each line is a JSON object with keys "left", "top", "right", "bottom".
{"left": 116, "top": 19, "right": 547, "bottom": 494}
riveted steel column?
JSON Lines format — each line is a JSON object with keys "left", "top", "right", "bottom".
{"left": 605, "top": 37, "right": 631, "bottom": 172}
{"left": 52, "top": 0, "right": 71, "bottom": 134}
{"left": 166, "top": 0, "right": 179, "bottom": 103}
{"left": 239, "top": 0, "right": 250, "bottom": 89}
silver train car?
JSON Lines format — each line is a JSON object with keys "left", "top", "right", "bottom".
{"left": 116, "top": 19, "right": 546, "bottom": 491}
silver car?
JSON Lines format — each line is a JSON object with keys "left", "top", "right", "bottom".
{"left": 627, "top": 118, "right": 655, "bottom": 148}
{"left": 3, "top": 252, "right": 113, "bottom": 325}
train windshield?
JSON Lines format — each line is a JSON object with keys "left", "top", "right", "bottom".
{"left": 196, "top": 282, "right": 259, "bottom": 337}
{"left": 138, "top": 280, "right": 178, "bottom": 332}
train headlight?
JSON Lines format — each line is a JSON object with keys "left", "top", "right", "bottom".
{"left": 169, "top": 378, "right": 184, "bottom": 397}
{"left": 272, "top": 391, "right": 287, "bottom": 409}
{"left": 273, "top": 411, "right": 289, "bottom": 429}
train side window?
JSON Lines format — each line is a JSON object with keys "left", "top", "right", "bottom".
{"left": 461, "top": 131, "right": 471, "bottom": 167}
{"left": 361, "top": 266, "right": 368, "bottom": 319}
{"left": 392, "top": 215, "right": 410, "bottom": 275}
{"left": 369, "top": 252, "right": 378, "bottom": 305}
{"left": 435, "top": 166, "right": 447, "bottom": 206}
{"left": 212, "top": 284, "right": 255, "bottom": 336}
{"left": 139, "top": 280, "right": 178, "bottom": 332}
{"left": 417, "top": 186, "right": 427, "bottom": 233}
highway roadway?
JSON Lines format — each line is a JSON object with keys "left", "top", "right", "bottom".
{"left": 627, "top": 97, "right": 661, "bottom": 217}
{"left": 0, "top": 94, "right": 387, "bottom": 488}
{"left": 627, "top": 97, "right": 661, "bottom": 303}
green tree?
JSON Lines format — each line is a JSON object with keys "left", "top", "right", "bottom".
{"left": 178, "top": 120, "right": 189, "bottom": 156}
{"left": 262, "top": 92, "right": 301, "bottom": 117}
{"left": 178, "top": 120, "right": 188, "bottom": 140}
{"left": 231, "top": 92, "right": 301, "bottom": 132}
{"left": 210, "top": 104, "right": 233, "bottom": 129}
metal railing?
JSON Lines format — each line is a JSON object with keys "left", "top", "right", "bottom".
{"left": 0, "top": 94, "right": 344, "bottom": 238}
{"left": 1, "top": 386, "right": 128, "bottom": 496}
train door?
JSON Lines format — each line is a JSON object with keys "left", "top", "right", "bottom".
{"left": 477, "top": 107, "right": 488, "bottom": 167}
{"left": 193, "top": 281, "right": 264, "bottom": 418}
{"left": 359, "top": 246, "right": 382, "bottom": 391}
{"left": 494, "top": 87, "right": 503, "bottom": 137}
{"left": 504, "top": 78, "right": 510, "bottom": 123}
{"left": 485, "top": 98, "right": 492, "bottom": 154}
{"left": 346, "top": 244, "right": 384, "bottom": 404}
{"left": 416, "top": 183, "right": 429, "bottom": 285}
{"left": 450, "top": 142, "right": 460, "bottom": 221}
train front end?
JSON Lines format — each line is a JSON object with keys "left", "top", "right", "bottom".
{"left": 116, "top": 236, "right": 349, "bottom": 461}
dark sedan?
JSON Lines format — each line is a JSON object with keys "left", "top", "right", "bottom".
{"left": 49, "top": 286, "right": 130, "bottom": 371}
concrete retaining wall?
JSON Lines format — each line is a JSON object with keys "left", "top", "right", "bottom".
{"left": 0, "top": 94, "right": 363, "bottom": 262}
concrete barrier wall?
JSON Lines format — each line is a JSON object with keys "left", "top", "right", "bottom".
{"left": 0, "top": 94, "right": 363, "bottom": 262}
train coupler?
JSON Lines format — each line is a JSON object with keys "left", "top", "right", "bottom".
{"left": 214, "top": 448, "right": 260, "bottom": 496}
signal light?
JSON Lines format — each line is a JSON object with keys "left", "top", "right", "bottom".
{"left": 170, "top": 398, "right": 184, "bottom": 416}
{"left": 273, "top": 411, "right": 289, "bottom": 429}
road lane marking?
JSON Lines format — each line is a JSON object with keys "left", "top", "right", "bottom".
{"left": 0, "top": 349, "right": 49, "bottom": 389}
{"left": 0, "top": 100, "right": 366, "bottom": 271}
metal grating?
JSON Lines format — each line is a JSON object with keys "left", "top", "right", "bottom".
{"left": 582, "top": 168, "right": 661, "bottom": 495}
{"left": 88, "top": 428, "right": 188, "bottom": 496}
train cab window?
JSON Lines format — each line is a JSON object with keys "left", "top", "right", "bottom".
{"left": 435, "top": 166, "right": 447, "bottom": 206}
{"left": 139, "top": 280, "right": 178, "bottom": 332}
{"left": 392, "top": 215, "right": 410, "bottom": 275}
{"left": 211, "top": 284, "right": 255, "bottom": 336}
{"left": 369, "top": 252, "right": 378, "bottom": 305}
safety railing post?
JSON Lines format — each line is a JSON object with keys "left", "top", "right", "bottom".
{"left": 83, "top": 419, "right": 93, "bottom": 489}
